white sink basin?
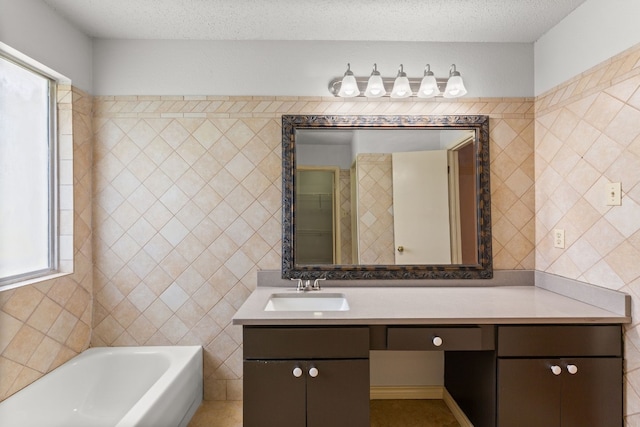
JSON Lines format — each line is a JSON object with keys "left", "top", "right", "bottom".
{"left": 264, "top": 293, "right": 350, "bottom": 312}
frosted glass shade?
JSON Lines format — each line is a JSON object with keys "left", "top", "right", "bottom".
{"left": 443, "top": 75, "right": 467, "bottom": 98}
{"left": 417, "top": 75, "right": 439, "bottom": 98}
{"left": 364, "top": 74, "right": 386, "bottom": 97}
{"left": 338, "top": 74, "right": 360, "bottom": 97}
{"left": 390, "top": 76, "right": 412, "bottom": 98}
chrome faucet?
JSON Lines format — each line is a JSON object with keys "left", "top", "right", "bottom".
{"left": 311, "top": 277, "right": 325, "bottom": 290}
{"left": 291, "top": 278, "right": 325, "bottom": 292}
{"left": 291, "top": 278, "right": 311, "bottom": 292}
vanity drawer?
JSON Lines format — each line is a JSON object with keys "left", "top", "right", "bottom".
{"left": 243, "top": 326, "right": 369, "bottom": 359}
{"left": 387, "top": 326, "right": 494, "bottom": 351}
{"left": 497, "top": 325, "right": 622, "bottom": 357}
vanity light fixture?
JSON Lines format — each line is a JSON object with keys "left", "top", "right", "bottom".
{"left": 390, "top": 64, "right": 412, "bottom": 98}
{"left": 443, "top": 64, "right": 468, "bottom": 98}
{"left": 329, "top": 63, "right": 467, "bottom": 99}
{"left": 336, "top": 63, "right": 360, "bottom": 97}
{"left": 364, "top": 64, "right": 386, "bottom": 98}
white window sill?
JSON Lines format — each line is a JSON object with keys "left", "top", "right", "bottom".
{"left": 0, "top": 271, "right": 73, "bottom": 292}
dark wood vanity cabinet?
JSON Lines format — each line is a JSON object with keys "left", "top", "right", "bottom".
{"left": 388, "top": 325, "right": 495, "bottom": 351}
{"left": 496, "top": 325, "right": 623, "bottom": 427}
{"left": 242, "top": 323, "right": 623, "bottom": 427}
{"left": 242, "top": 326, "right": 370, "bottom": 427}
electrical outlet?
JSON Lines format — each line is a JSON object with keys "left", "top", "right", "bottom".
{"left": 606, "top": 182, "right": 622, "bottom": 206}
{"left": 553, "top": 229, "right": 565, "bottom": 249}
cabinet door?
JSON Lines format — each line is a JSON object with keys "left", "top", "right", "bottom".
{"left": 497, "top": 359, "right": 561, "bottom": 427}
{"left": 561, "top": 357, "right": 622, "bottom": 427}
{"left": 306, "top": 359, "right": 370, "bottom": 427}
{"left": 244, "top": 360, "right": 306, "bottom": 427}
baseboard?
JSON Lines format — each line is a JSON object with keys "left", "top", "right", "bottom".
{"left": 370, "top": 386, "right": 473, "bottom": 427}
{"left": 443, "top": 388, "right": 474, "bottom": 427}
{"left": 370, "top": 385, "right": 443, "bottom": 400}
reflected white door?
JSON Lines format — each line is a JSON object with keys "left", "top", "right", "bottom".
{"left": 392, "top": 151, "right": 451, "bottom": 264}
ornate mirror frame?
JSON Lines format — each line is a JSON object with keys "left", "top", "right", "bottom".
{"left": 282, "top": 115, "right": 492, "bottom": 280}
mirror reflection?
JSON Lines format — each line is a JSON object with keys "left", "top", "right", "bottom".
{"left": 295, "top": 128, "right": 477, "bottom": 266}
{"left": 282, "top": 115, "right": 492, "bottom": 280}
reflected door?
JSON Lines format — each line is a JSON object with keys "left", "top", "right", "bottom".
{"left": 392, "top": 151, "right": 451, "bottom": 264}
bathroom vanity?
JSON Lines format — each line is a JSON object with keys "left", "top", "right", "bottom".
{"left": 243, "top": 326, "right": 370, "bottom": 427}
{"left": 233, "top": 285, "right": 629, "bottom": 427}
{"left": 251, "top": 114, "right": 630, "bottom": 426}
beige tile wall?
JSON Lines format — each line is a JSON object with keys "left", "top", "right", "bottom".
{"left": 0, "top": 87, "right": 93, "bottom": 401}
{"left": 535, "top": 43, "right": 640, "bottom": 423}
{"left": 339, "top": 169, "right": 352, "bottom": 264}
{"left": 4, "top": 43, "right": 636, "bottom": 414}
{"left": 92, "top": 95, "right": 534, "bottom": 400}
{"left": 354, "top": 153, "right": 394, "bottom": 264}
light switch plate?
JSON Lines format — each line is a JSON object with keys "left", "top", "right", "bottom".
{"left": 606, "top": 182, "right": 622, "bottom": 206}
{"left": 553, "top": 229, "right": 565, "bottom": 249}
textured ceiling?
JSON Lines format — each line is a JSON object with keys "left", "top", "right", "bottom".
{"left": 43, "top": 0, "right": 587, "bottom": 42}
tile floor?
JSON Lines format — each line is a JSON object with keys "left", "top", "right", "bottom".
{"left": 370, "top": 400, "right": 460, "bottom": 427}
{"left": 188, "top": 401, "right": 242, "bottom": 427}
{"left": 188, "top": 399, "right": 460, "bottom": 427}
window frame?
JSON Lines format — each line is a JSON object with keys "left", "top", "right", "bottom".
{"left": 0, "top": 53, "right": 61, "bottom": 289}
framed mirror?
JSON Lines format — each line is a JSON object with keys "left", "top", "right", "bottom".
{"left": 282, "top": 115, "right": 492, "bottom": 280}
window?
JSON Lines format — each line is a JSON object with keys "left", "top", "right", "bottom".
{"left": 0, "top": 55, "right": 58, "bottom": 287}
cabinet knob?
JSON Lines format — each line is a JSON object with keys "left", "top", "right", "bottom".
{"left": 550, "top": 365, "right": 562, "bottom": 376}
{"left": 293, "top": 367, "right": 303, "bottom": 378}
{"left": 308, "top": 367, "right": 319, "bottom": 378}
{"left": 567, "top": 364, "right": 578, "bottom": 375}
{"left": 432, "top": 336, "right": 443, "bottom": 347}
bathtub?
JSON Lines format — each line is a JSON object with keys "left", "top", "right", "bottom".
{"left": 0, "top": 346, "right": 203, "bottom": 427}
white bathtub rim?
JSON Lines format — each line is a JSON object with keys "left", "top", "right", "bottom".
{"left": 114, "top": 345, "right": 203, "bottom": 427}
{"left": 0, "top": 345, "right": 203, "bottom": 427}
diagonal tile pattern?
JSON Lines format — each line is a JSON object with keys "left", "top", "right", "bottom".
{"left": 355, "top": 154, "right": 395, "bottom": 264}
{"left": 3, "top": 43, "right": 638, "bottom": 420}
{"left": 489, "top": 118, "right": 536, "bottom": 270}
{"left": 339, "top": 170, "right": 353, "bottom": 264}
{"left": 0, "top": 87, "right": 93, "bottom": 400}
{"left": 535, "top": 43, "right": 640, "bottom": 423}
{"left": 93, "top": 95, "right": 534, "bottom": 400}
{"left": 93, "top": 115, "right": 282, "bottom": 399}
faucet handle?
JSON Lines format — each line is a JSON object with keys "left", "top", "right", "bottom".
{"left": 291, "top": 278, "right": 303, "bottom": 291}
{"left": 312, "top": 277, "right": 326, "bottom": 290}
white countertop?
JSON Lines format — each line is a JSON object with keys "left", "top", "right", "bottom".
{"left": 232, "top": 286, "right": 630, "bottom": 325}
